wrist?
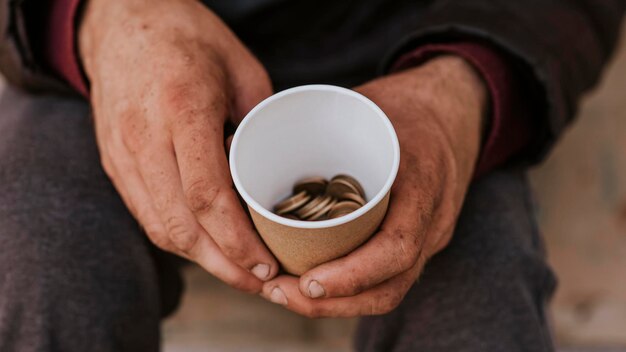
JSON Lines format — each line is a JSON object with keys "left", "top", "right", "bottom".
{"left": 78, "top": 0, "right": 227, "bottom": 82}
{"left": 77, "top": 0, "right": 119, "bottom": 77}
{"left": 78, "top": 0, "right": 178, "bottom": 77}
{"left": 415, "top": 55, "right": 488, "bottom": 179}
{"left": 443, "top": 56, "right": 488, "bottom": 123}
{"left": 420, "top": 55, "right": 487, "bottom": 131}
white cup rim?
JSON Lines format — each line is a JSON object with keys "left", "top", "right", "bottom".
{"left": 229, "top": 84, "right": 400, "bottom": 229}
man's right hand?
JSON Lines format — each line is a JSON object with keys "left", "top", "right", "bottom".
{"left": 78, "top": 0, "right": 278, "bottom": 293}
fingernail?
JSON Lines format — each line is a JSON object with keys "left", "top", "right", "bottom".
{"left": 251, "top": 264, "right": 270, "bottom": 280}
{"left": 308, "top": 280, "right": 325, "bottom": 298}
{"left": 270, "top": 287, "right": 288, "bottom": 305}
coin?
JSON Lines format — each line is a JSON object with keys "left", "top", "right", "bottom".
{"left": 281, "top": 213, "right": 300, "bottom": 220}
{"left": 339, "top": 192, "right": 366, "bottom": 206}
{"left": 327, "top": 209, "right": 353, "bottom": 219}
{"left": 326, "top": 178, "right": 360, "bottom": 199}
{"left": 327, "top": 200, "right": 361, "bottom": 219}
{"left": 299, "top": 195, "right": 333, "bottom": 220}
{"left": 295, "top": 195, "right": 324, "bottom": 219}
{"left": 273, "top": 174, "right": 367, "bottom": 221}
{"left": 293, "top": 176, "right": 328, "bottom": 196}
{"left": 274, "top": 191, "right": 310, "bottom": 215}
{"left": 332, "top": 174, "right": 365, "bottom": 198}
{"left": 308, "top": 197, "right": 338, "bottom": 221}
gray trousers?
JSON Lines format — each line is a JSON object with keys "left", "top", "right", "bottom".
{"left": 0, "top": 87, "right": 557, "bottom": 351}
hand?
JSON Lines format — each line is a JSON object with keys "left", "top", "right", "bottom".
{"left": 79, "top": 0, "right": 279, "bottom": 293}
{"left": 259, "top": 56, "right": 488, "bottom": 316}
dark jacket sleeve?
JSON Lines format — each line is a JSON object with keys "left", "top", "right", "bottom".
{"left": 0, "top": 0, "right": 71, "bottom": 94}
{"left": 382, "top": 0, "right": 625, "bottom": 162}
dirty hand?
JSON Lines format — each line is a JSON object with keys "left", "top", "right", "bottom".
{"left": 79, "top": 0, "right": 278, "bottom": 292}
{"left": 260, "top": 56, "right": 488, "bottom": 316}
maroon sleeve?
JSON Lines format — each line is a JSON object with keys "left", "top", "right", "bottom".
{"left": 391, "top": 42, "right": 533, "bottom": 178}
{"left": 43, "top": 0, "right": 88, "bottom": 97}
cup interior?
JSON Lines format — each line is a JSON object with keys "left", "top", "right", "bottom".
{"left": 230, "top": 85, "right": 399, "bottom": 228}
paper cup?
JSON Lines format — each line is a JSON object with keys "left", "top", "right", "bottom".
{"left": 230, "top": 85, "right": 400, "bottom": 275}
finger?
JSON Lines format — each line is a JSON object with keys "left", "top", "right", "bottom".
{"left": 133, "top": 136, "right": 263, "bottom": 293}
{"left": 170, "top": 102, "right": 279, "bottom": 281}
{"left": 298, "top": 168, "right": 435, "bottom": 299}
{"left": 261, "top": 262, "right": 423, "bottom": 318}
{"left": 92, "top": 106, "right": 179, "bottom": 253}
{"left": 101, "top": 138, "right": 179, "bottom": 253}
{"left": 225, "top": 134, "right": 234, "bottom": 155}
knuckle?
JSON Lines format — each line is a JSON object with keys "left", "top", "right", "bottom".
{"left": 165, "top": 216, "right": 199, "bottom": 253}
{"left": 118, "top": 110, "right": 148, "bottom": 154}
{"left": 161, "top": 79, "right": 226, "bottom": 122}
{"left": 382, "top": 295, "right": 402, "bottom": 314}
{"left": 373, "top": 292, "right": 404, "bottom": 315}
{"left": 220, "top": 242, "right": 249, "bottom": 265}
{"left": 386, "top": 292, "right": 404, "bottom": 312}
{"left": 185, "top": 181, "right": 221, "bottom": 214}
{"left": 162, "top": 81, "right": 194, "bottom": 112}
{"left": 394, "top": 229, "right": 421, "bottom": 271}
{"left": 346, "top": 273, "right": 368, "bottom": 296}
{"left": 143, "top": 225, "right": 169, "bottom": 249}
{"left": 143, "top": 225, "right": 164, "bottom": 241}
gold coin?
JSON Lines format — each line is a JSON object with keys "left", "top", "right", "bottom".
{"left": 332, "top": 174, "right": 365, "bottom": 198}
{"left": 308, "top": 197, "right": 338, "bottom": 221}
{"left": 327, "top": 200, "right": 361, "bottom": 219}
{"left": 273, "top": 191, "right": 310, "bottom": 215}
{"left": 339, "top": 192, "right": 366, "bottom": 206}
{"left": 299, "top": 195, "right": 333, "bottom": 220}
{"left": 293, "top": 176, "right": 328, "bottom": 196}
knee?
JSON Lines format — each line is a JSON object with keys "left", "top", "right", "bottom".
{"left": 0, "top": 221, "right": 161, "bottom": 351}
{"left": 0, "top": 171, "right": 160, "bottom": 341}
{"left": 0, "top": 219, "right": 161, "bottom": 311}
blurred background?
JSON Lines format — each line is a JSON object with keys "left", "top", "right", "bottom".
{"left": 161, "top": 24, "right": 626, "bottom": 352}
{"left": 0, "top": 24, "right": 622, "bottom": 352}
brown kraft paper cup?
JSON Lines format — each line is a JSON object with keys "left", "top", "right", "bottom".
{"left": 229, "top": 85, "right": 400, "bottom": 276}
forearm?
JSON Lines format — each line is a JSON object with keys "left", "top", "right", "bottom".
{"left": 402, "top": 55, "right": 487, "bottom": 183}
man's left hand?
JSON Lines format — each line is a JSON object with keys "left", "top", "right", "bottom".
{"left": 259, "top": 56, "right": 488, "bottom": 317}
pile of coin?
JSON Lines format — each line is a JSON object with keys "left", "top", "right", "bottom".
{"left": 273, "top": 174, "right": 367, "bottom": 221}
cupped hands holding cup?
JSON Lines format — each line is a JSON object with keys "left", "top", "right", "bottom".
{"left": 252, "top": 61, "right": 487, "bottom": 317}
{"left": 80, "top": 0, "right": 486, "bottom": 318}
